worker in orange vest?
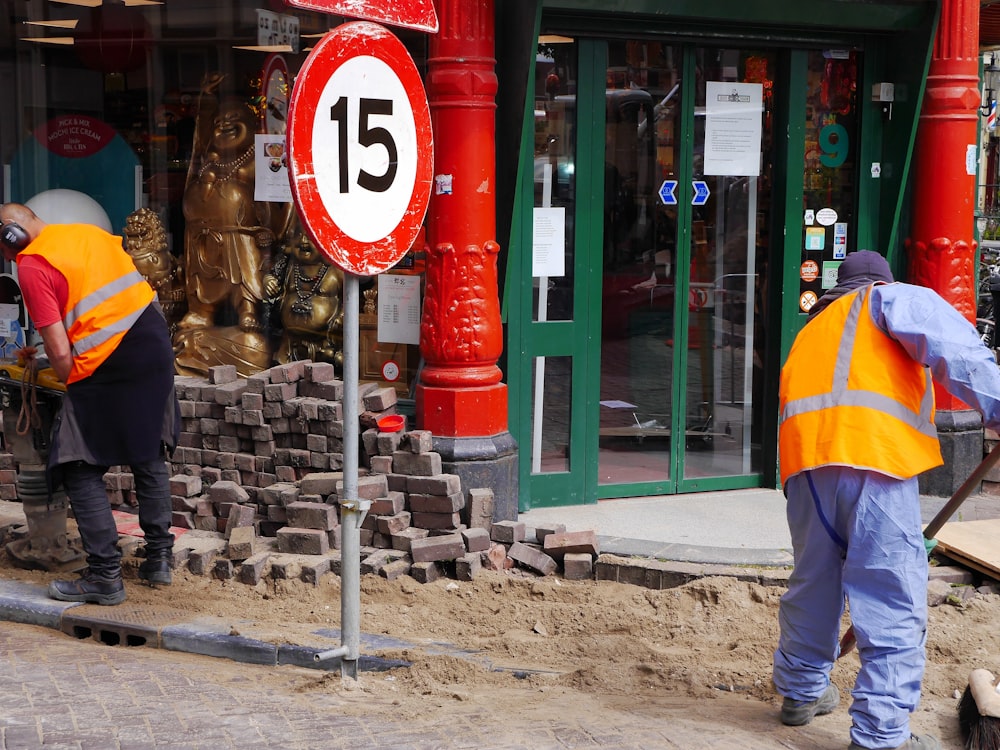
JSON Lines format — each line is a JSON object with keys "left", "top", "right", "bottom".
{"left": 0, "top": 202, "right": 178, "bottom": 606}
{"left": 775, "top": 250, "right": 1000, "bottom": 750}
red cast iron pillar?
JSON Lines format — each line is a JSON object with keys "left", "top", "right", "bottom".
{"left": 906, "top": 0, "right": 981, "bottom": 412}
{"left": 416, "top": 0, "right": 518, "bottom": 521}
{"left": 417, "top": 0, "right": 507, "bottom": 437}
{"left": 906, "top": 0, "right": 984, "bottom": 496}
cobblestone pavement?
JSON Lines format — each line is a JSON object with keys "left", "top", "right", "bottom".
{"left": 1, "top": 620, "right": 961, "bottom": 750}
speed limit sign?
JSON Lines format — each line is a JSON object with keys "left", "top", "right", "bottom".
{"left": 287, "top": 21, "right": 433, "bottom": 276}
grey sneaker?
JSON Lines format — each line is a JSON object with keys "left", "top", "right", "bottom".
{"left": 848, "top": 734, "right": 941, "bottom": 750}
{"left": 781, "top": 683, "right": 840, "bottom": 725}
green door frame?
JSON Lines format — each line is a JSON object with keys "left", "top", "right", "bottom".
{"left": 504, "top": 5, "right": 938, "bottom": 510}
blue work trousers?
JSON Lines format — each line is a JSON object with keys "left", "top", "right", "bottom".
{"left": 772, "top": 466, "right": 928, "bottom": 749}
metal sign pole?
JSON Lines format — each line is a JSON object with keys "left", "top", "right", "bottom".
{"left": 339, "top": 271, "right": 365, "bottom": 679}
{"left": 313, "top": 272, "right": 364, "bottom": 678}
{"left": 289, "top": 22, "right": 432, "bottom": 680}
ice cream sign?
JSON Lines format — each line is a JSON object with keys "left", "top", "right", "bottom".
{"left": 33, "top": 115, "right": 116, "bottom": 158}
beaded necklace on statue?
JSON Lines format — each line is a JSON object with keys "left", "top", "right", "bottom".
{"left": 199, "top": 144, "right": 254, "bottom": 182}
{"left": 290, "top": 263, "right": 329, "bottom": 315}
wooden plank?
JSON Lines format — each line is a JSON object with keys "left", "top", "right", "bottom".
{"left": 932, "top": 519, "right": 1000, "bottom": 579}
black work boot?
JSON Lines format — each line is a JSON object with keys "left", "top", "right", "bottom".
{"left": 137, "top": 551, "right": 172, "bottom": 586}
{"left": 49, "top": 569, "right": 126, "bottom": 606}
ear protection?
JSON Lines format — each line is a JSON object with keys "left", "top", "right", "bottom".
{"left": 0, "top": 222, "right": 30, "bottom": 252}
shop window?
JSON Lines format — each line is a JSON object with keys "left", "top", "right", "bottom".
{"left": 0, "top": 2, "right": 428, "bottom": 398}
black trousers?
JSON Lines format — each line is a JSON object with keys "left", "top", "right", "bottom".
{"left": 62, "top": 457, "right": 173, "bottom": 577}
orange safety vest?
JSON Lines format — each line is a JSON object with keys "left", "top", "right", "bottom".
{"left": 21, "top": 224, "right": 155, "bottom": 384}
{"left": 779, "top": 284, "right": 942, "bottom": 484}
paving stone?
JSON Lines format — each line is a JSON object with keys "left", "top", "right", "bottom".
{"left": 210, "top": 480, "right": 250, "bottom": 504}
{"left": 227, "top": 525, "right": 256, "bottom": 561}
{"left": 491, "top": 520, "right": 526, "bottom": 544}
{"left": 170, "top": 474, "right": 203, "bottom": 497}
{"left": 236, "top": 552, "right": 271, "bottom": 584}
{"left": 376, "top": 430, "right": 403, "bottom": 456}
{"left": 408, "top": 491, "right": 466, "bottom": 513}
{"left": 391, "top": 526, "right": 430, "bottom": 552}
{"left": 409, "top": 560, "right": 443, "bottom": 583}
{"left": 285, "top": 501, "right": 339, "bottom": 531}
{"left": 562, "top": 552, "right": 594, "bottom": 580}
{"left": 370, "top": 492, "right": 406, "bottom": 516}
{"left": 223, "top": 503, "right": 256, "bottom": 540}
{"left": 534, "top": 523, "right": 566, "bottom": 544}
{"left": 376, "top": 511, "right": 411, "bottom": 536}
{"left": 392, "top": 451, "right": 442, "bottom": 476}
{"left": 411, "top": 511, "right": 462, "bottom": 530}
{"left": 467, "top": 488, "right": 495, "bottom": 530}
{"left": 410, "top": 533, "right": 466, "bottom": 563}
{"left": 543, "top": 530, "right": 600, "bottom": 558}
{"left": 277, "top": 527, "right": 329, "bottom": 555}
{"left": 461, "top": 527, "right": 491, "bottom": 553}
{"left": 455, "top": 552, "right": 482, "bottom": 581}
{"left": 508, "top": 541, "right": 557, "bottom": 575}
{"left": 299, "top": 472, "right": 342, "bottom": 496}
{"left": 404, "top": 430, "right": 433, "bottom": 453}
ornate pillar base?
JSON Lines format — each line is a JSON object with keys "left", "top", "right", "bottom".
{"left": 432, "top": 433, "right": 519, "bottom": 523}
{"left": 919, "top": 409, "right": 984, "bottom": 497}
{"left": 416, "top": 383, "right": 517, "bottom": 521}
{"left": 416, "top": 383, "right": 509, "bottom": 437}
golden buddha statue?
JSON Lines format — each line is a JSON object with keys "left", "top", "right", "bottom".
{"left": 264, "top": 228, "right": 344, "bottom": 368}
{"left": 123, "top": 207, "right": 186, "bottom": 335}
{"left": 173, "top": 72, "right": 292, "bottom": 377}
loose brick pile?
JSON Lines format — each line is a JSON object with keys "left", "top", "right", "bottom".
{"left": 74, "top": 362, "right": 601, "bottom": 585}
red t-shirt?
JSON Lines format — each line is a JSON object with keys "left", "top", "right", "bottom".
{"left": 17, "top": 253, "right": 68, "bottom": 329}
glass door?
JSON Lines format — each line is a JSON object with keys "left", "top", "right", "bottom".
{"left": 523, "top": 37, "right": 597, "bottom": 506}
{"left": 597, "top": 43, "right": 776, "bottom": 493}
{"left": 522, "top": 37, "right": 790, "bottom": 506}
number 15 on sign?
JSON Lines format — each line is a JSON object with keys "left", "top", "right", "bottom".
{"left": 287, "top": 21, "right": 433, "bottom": 276}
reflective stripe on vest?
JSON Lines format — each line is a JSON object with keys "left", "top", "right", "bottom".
{"left": 780, "top": 289, "right": 936, "bottom": 438}
{"left": 779, "top": 284, "right": 941, "bottom": 483}
{"left": 20, "top": 224, "right": 155, "bottom": 384}
{"left": 64, "top": 270, "right": 147, "bottom": 356}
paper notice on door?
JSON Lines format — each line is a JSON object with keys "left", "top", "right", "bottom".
{"left": 704, "top": 81, "right": 763, "bottom": 177}
{"left": 533, "top": 207, "right": 566, "bottom": 277}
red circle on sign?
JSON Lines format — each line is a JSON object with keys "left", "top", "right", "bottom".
{"left": 287, "top": 21, "right": 433, "bottom": 276}
{"left": 800, "top": 260, "right": 819, "bottom": 282}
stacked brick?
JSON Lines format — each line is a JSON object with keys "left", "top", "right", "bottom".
{"left": 0, "top": 360, "right": 603, "bottom": 586}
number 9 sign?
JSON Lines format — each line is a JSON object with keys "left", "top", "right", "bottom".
{"left": 287, "top": 21, "right": 433, "bottom": 276}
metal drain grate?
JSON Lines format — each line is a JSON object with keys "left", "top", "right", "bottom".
{"left": 60, "top": 604, "right": 192, "bottom": 648}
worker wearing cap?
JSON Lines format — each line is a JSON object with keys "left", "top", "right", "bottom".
{"left": 774, "top": 250, "right": 1000, "bottom": 750}
{"left": 0, "top": 202, "right": 178, "bottom": 606}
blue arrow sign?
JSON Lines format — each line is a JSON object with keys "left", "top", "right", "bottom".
{"left": 658, "top": 180, "right": 678, "bottom": 205}
{"left": 692, "top": 180, "right": 710, "bottom": 206}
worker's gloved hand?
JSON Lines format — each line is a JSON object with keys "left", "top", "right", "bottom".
{"left": 924, "top": 537, "right": 939, "bottom": 556}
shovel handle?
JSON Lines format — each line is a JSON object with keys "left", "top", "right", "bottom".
{"left": 837, "top": 440, "right": 1000, "bottom": 659}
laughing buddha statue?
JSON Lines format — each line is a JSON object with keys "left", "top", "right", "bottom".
{"left": 264, "top": 228, "right": 344, "bottom": 368}
{"left": 173, "top": 72, "right": 292, "bottom": 377}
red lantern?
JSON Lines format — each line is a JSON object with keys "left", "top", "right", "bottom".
{"left": 75, "top": 5, "right": 152, "bottom": 74}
